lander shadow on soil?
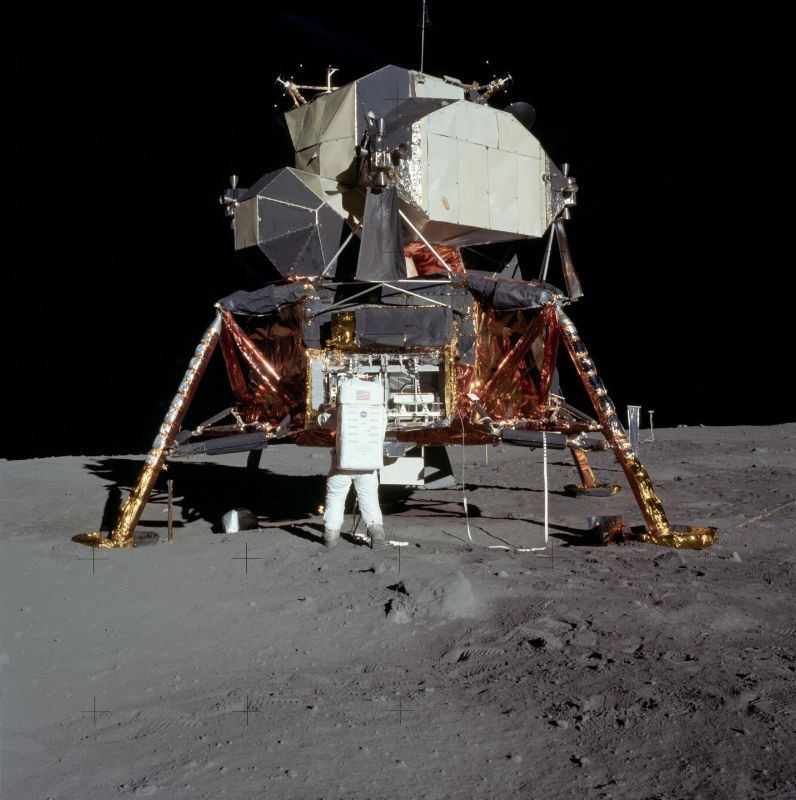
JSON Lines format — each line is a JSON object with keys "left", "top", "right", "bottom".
{"left": 459, "top": 482, "right": 574, "bottom": 497}
{"left": 85, "top": 458, "right": 327, "bottom": 532}
{"left": 85, "top": 458, "right": 598, "bottom": 545}
{"left": 521, "top": 518, "right": 603, "bottom": 546}
{"left": 459, "top": 518, "right": 595, "bottom": 549}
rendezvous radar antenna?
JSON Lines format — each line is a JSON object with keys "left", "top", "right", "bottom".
{"left": 276, "top": 65, "right": 340, "bottom": 108}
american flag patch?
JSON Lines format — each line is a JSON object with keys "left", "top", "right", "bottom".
{"left": 355, "top": 389, "right": 371, "bottom": 401}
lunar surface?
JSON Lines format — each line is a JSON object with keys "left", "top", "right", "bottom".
{"left": 2, "top": 425, "right": 795, "bottom": 799}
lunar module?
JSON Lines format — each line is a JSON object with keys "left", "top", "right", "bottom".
{"left": 75, "top": 64, "right": 717, "bottom": 550}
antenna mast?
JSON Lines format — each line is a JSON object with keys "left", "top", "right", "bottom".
{"left": 420, "top": 0, "right": 429, "bottom": 73}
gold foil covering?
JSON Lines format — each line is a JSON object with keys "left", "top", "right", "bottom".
{"left": 475, "top": 308, "right": 548, "bottom": 420}
{"left": 404, "top": 243, "right": 466, "bottom": 277}
{"left": 329, "top": 312, "right": 355, "bottom": 348}
{"left": 220, "top": 323, "right": 252, "bottom": 406}
{"left": 394, "top": 418, "right": 498, "bottom": 446}
{"left": 637, "top": 526, "right": 719, "bottom": 550}
{"left": 570, "top": 446, "right": 597, "bottom": 489}
{"left": 294, "top": 427, "right": 335, "bottom": 447}
{"left": 444, "top": 343, "right": 457, "bottom": 417}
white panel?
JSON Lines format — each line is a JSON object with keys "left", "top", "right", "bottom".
{"left": 420, "top": 222, "right": 526, "bottom": 246}
{"left": 337, "top": 377, "right": 385, "bottom": 470}
{"left": 338, "top": 377, "right": 383, "bottom": 405}
{"left": 295, "top": 146, "right": 320, "bottom": 175}
{"left": 517, "top": 155, "right": 544, "bottom": 237}
{"left": 425, "top": 102, "right": 460, "bottom": 138}
{"left": 284, "top": 103, "right": 312, "bottom": 150}
{"left": 496, "top": 111, "right": 542, "bottom": 157}
{"left": 427, "top": 133, "right": 459, "bottom": 223}
{"left": 291, "top": 169, "right": 324, "bottom": 198}
{"left": 488, "top": 148, "right": 519, "bottom": 233}
{"left": 320, "top": 84, "right": 356, "bottom": 142}
{"left": 337, "top": 404, "right": 386, "bottom": 470}
{"left": 426, "top": 102, "right": 498, "bottom": 148}
{"left": 379, "top": 457, "right": 425, "bottom": 485}
{"left": 318, "top": 137, "right": 357, "bottom": 183}
{"left": 457, "top": 140, "right": 489, "bottom": 227}
{"left": 462, "top": 103, "right": 499, "bottom": 147}
{"left": 296, "top": 98, "right": 327, "bottom": 151}
{"left": 412, "top": 73, "right": 464, "bottom": 100}
{"left": 233, "top": 198, "right": 259, "bottom": 250}
{"left": 525, "top": 133, "right": 542, "bottom": 160}
{"left": 310, "top": 356, "right": 325, "bottom": 411}
{"left": 294, "top": 87, "right": 356, "bottom": 152}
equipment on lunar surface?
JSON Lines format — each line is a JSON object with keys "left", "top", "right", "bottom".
{"left": 74, "top": 61, "right": 717, "bottom": 551}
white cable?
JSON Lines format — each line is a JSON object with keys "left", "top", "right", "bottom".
{"left": 461, "top": 421, "right": 473, "bottom": 542}
{"left": 643, "top": 410, "right": 656, "bottom": 443}
{"left": 542, "top": 431, "right": 549, "bottom": 545}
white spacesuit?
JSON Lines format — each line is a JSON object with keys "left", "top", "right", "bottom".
{"left": 317, "top": 377, "right": 387, "bottom": 550}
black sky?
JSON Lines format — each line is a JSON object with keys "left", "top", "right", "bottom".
{"left": 7, "top": 7, "right": 791, "bottom": 459}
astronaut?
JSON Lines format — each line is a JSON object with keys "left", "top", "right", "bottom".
{"left": 316, "top": 377, "right": 387, "bottom": 549}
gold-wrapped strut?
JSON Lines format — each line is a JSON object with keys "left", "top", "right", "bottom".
{"left": 73, "top": 313, "right": 223, "bottom": 548}
{"left": 637, "top": 526, "right": 719, "bottom": 550}
{"left": 594, "top": 518, "right": 718, "bottom": 551}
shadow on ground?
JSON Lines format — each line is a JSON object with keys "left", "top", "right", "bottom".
{"left": 86, "top": 458, "right": 328, "bottom": 531}
{"left": 85, "top": 459, "right": 598, "bottom": 545}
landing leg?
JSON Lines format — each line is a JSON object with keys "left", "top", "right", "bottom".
{"left": 244, "top": 449, "right": 264, "bottom": 503}
{"left": 565, "top": 446, "right": 620, "bottom": 497}
{"left": 246, "top": 449, "right": 263, "bottom": 473}
{"left": 73, "top": 314, "right": 223, "bottom": 548}
{"left": 556, "top": 306, "right": 716, "bottom": 549}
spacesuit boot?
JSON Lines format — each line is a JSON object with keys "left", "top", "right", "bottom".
{"left": 323, "top": 528, "right": 341, "bottom": 548}
{"left": 368, "top": 524, "right": 386, "bottom": 550}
